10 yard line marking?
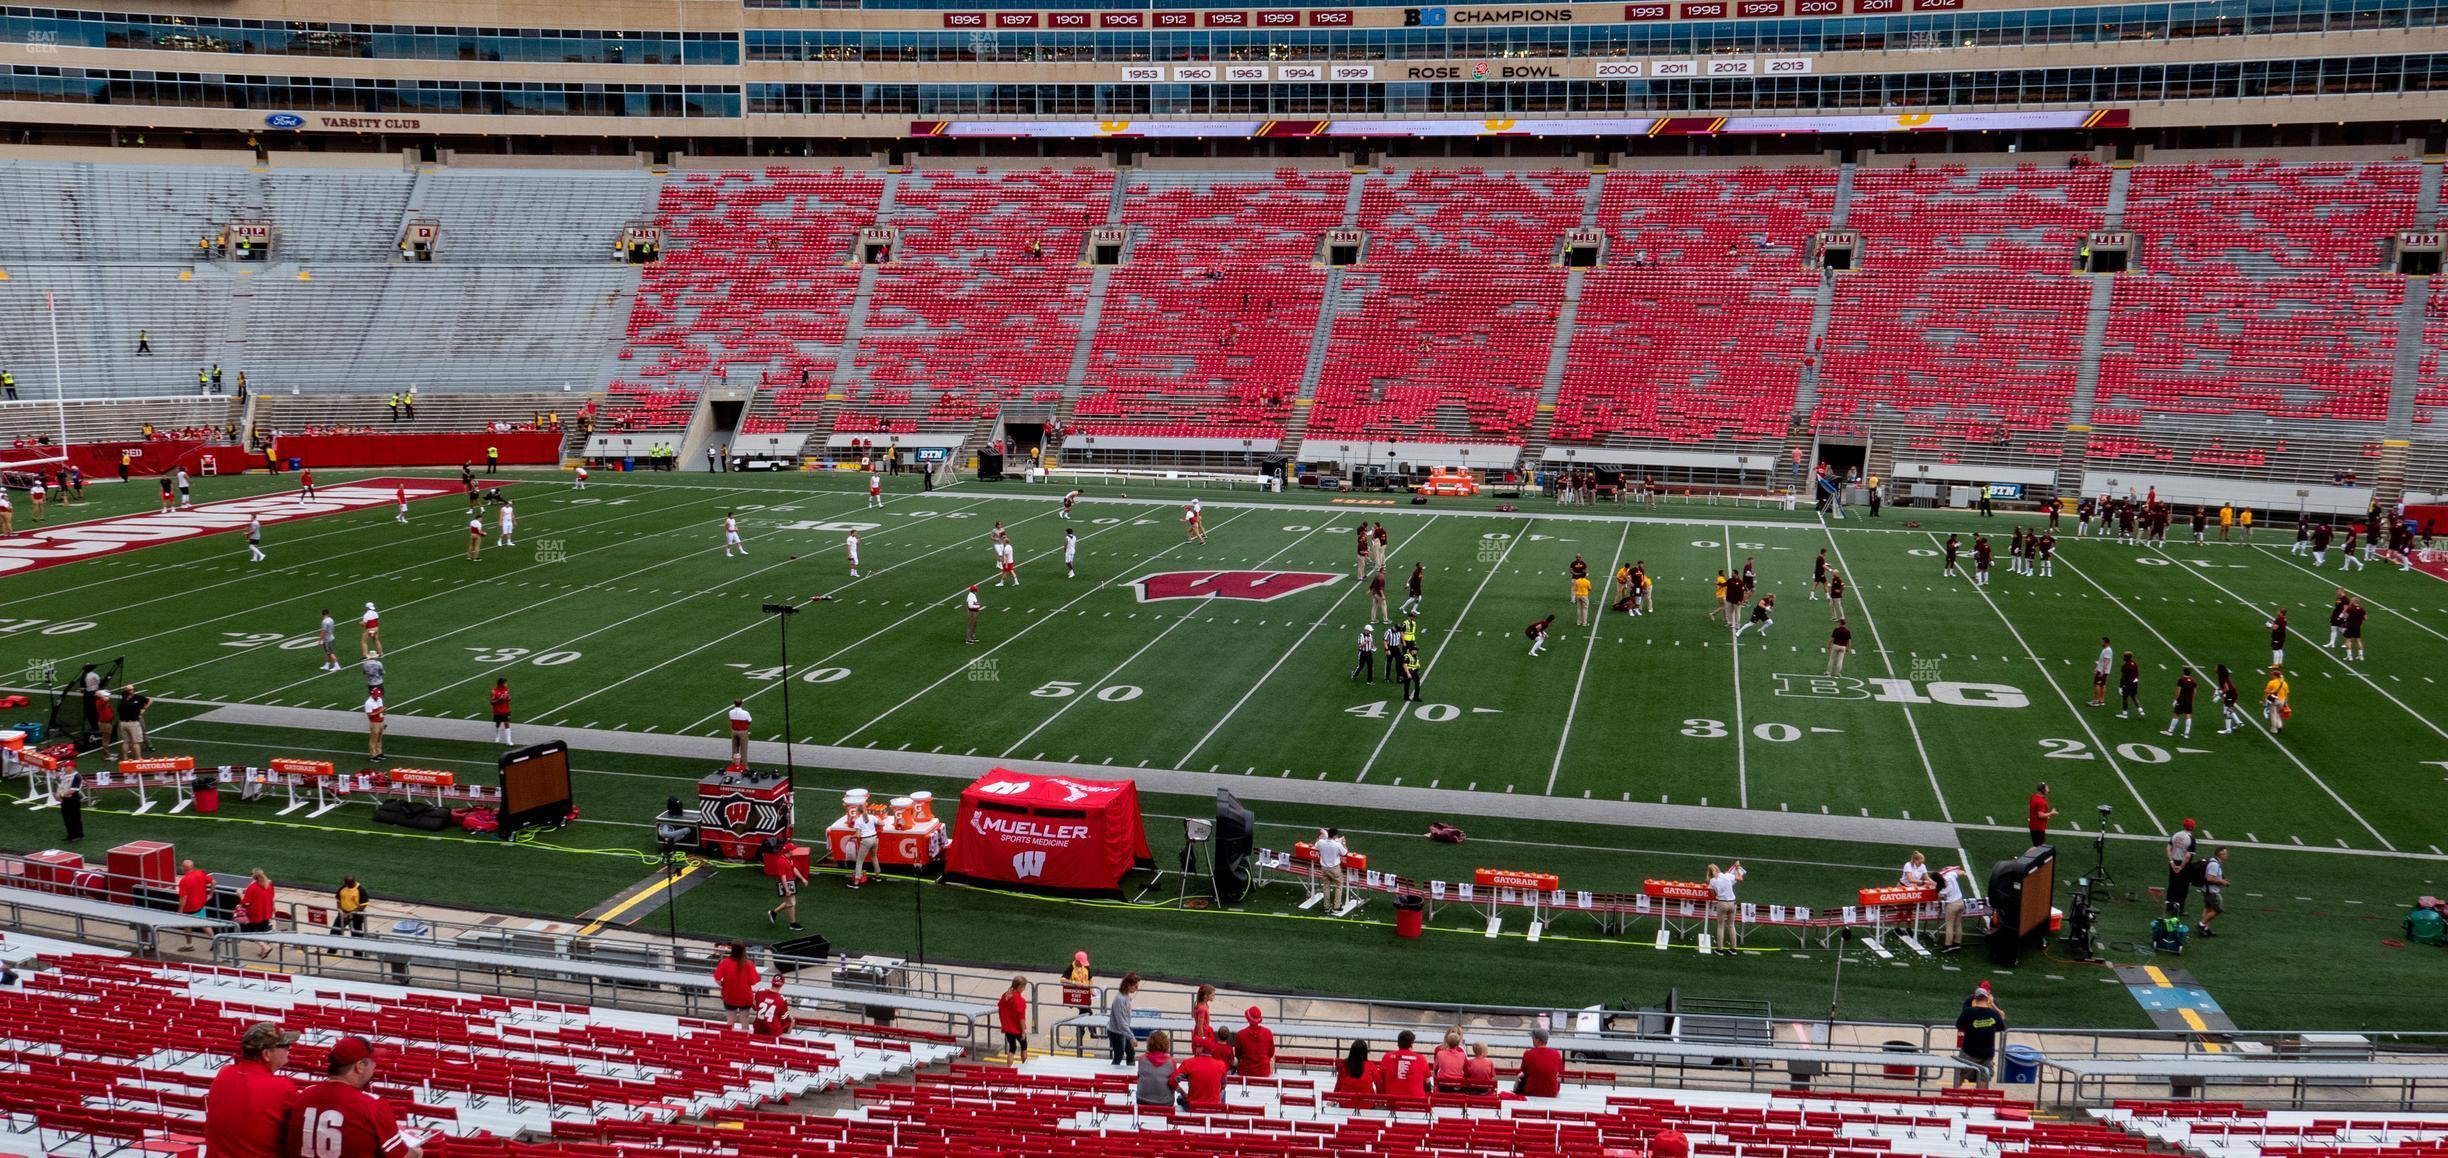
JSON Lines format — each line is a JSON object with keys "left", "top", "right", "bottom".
{"left": 1180, "top": 517, "right": 1440, "bottom": 768}
{"left": 1005, "top": 519, "right": 1340, "bottom": 759}
{"left": 1354, "top": 518, "right": 1532, "bottom": 783}
{"left": 1546, "top": 519, "right": 1632, "bottom": 795}
{"left": 2055, "top": 550, "right": 2395, "bottom": 851}
{"left": 834, "top": 508, "right": 1259, "bottom": 746}
{"left": 1822, "top": 521, "right": 1953, "bottom": 822}
{"left": 1928, "top": 531, "right": 2164, "bottom": 835}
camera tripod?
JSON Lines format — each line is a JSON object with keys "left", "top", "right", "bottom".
{"left": 2086, "top": 826, "right": 2116, "bottom": 890}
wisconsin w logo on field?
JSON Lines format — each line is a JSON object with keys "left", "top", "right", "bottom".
{"left": 1130, "top": 570, "right": 1342, "bottom": 603}
{"left": 1011, "top": 851, "right": 1048, "bottom": 879}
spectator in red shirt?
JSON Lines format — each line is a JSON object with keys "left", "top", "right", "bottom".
{"left": 997, "top": 975, "right": 1028, "bottom": 1059}
{"left": 203, "top": 1022, "right": 299, "bottom": 1158}
{"left": 752, "top": 971, "right": 793, "bottom": 1036}
{"left": 1233, "top": 1007, "right": 1274, "bottom": 1078}
{"left": 175, "top": 859, "right": 214, "bottom": 951}
{"left": 1460, "top": 1042, "right": 1498, "bottom": 1093}
{"left": 1169, "top": 1039, "right": 1230, "bottom": 1109}
{"left": 1332, "top": 1040, "right": 1377, "bottom": 1096}
{"left": 290, "top": 1036, "right": 421, "bottom": 1158}
{"left": 1189, "top": 983, "right": 1217, "bottom": 1054}
{"left": 2027, "top": 781, "right": 2058, "bottom": 847}
{"left": 238, "top": 868, "right": 276, "bottom": 959}
{"left": 1650, "top": 1126, "right": 1692, "bottom": 1158}
{"left": 712, "top": 941, "right": 759, "bottom": 1031}
{"left": 1517, "top": 1026, "right": 1564, "bottom": 1097}
{"left": 1430, "top": 1027, "right": 1468, "bottom": 1090}
{"left": 1377, "top": 1030, "right": 1431, "bottom": 1100}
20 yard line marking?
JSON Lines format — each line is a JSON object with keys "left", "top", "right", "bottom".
{"left": 2055, "top": 550, "right": 2395, "bottom": 851}
{"left": 1823, "top": 523, "right": 1953, "bottom": 821}
{"left": 1180, "top": 517, "right": 1439, "bottom": 769}
{"left": 1007, "top": 518, "right": 1339, "bottom": 759}
{"left": 1546, "top": 519, "right": 1632, "bottom": 796}
{"left": 1928, "top": 531, "right": 2163, "bottom": 834}
{"left": 1355, "top": 518, "right": 1532, "bottom": 783}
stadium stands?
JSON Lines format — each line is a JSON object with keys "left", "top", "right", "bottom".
{"left": 1071, "top": 169, "right": 1348, "bottom": 441}
{"left": 1306, "top": 169, "right": 1588, "bottom": 446}
{"left": 0, "top": 953, "right": 957, "bottom": 1154}
{"left": 2098, "top": 1100, "right": 2448, "bottom": 1157}
{"left": 1812, "top": 163, "right": 2107, "bottom": 460}
{"left": 1554, "top": 166, "right": 1837, "bottom": 451}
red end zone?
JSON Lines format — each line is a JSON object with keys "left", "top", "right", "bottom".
{"left": 0, "top": 476, "right": 488, "bottom": 576}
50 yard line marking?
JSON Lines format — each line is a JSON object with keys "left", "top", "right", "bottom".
{"left": 1927, "top": 531, "right": 2163, "bottom": 834}
{"left": 1545, "top": 518, "right": 1632, "bottom": 796}
{"left": 1354, "top": 518, "right": 1531, "bottom": 784}
{"left": 2055, "top": 550, "right": 2395, "bottom": 851}
{"left": 1821, "top": 522, "right": 1953, "bottom": 822}
{"left": 1722, "top": 525, "right": 1750, "bottom": 808}
{"left": 1001, "top": 518, "right": 1341, "bottom": 759}
{"left": 832, "top": 508, "right": 1259, "bottom": 746}
{"left": 1178, "top": 516, "right": 1439, "bottom": 769}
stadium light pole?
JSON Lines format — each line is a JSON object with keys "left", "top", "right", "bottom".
{"left": 761, "top": 596, "right": 831, "bottom": 815}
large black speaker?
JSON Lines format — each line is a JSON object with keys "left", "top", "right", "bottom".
{"left": 1212, "top": 790, "right": 1257, "bottom": 904}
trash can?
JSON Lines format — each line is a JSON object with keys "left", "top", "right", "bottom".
{"left": 2001, "top": 1044, "right": 2043, "bottom": 1085}
{"left": 1395, "top": 894, "right": 1426, "bottom": 939}
{"left": 1882, "top": 1039, "right": 1918, "bottom": 1080}
{"left": 287, "top": 457, "right": 301, "bottom": 471}
{"left": 621, "top": 457, "right": 634, "bottom": 473}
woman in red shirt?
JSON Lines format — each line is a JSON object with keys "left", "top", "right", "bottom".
{"left": 1331, "top": 1039, "right": 1378, "bottom": 1096}
{"left": 238, "top": 869, "right": 277, "bottom": 960}
{"left": 712, "top": 941, "right": 759, "bottom": 1032}
{"left": 997, "top": 975, "right": 1029, "bottom": 1059}
{"left": 1189, "top": 983, "right": 1217, "bottom": 1054}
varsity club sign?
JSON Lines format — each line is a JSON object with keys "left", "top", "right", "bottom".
{"left": 1130, "top": 570, "right": 1342, "bottom": 603}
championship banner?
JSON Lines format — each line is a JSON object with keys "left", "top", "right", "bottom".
{"left": 944, "top": 768, "right": 1153, "bottom": 898}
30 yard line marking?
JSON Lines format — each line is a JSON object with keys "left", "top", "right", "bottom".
{"left": 2167, "top": 556, "right": 2448, "bottom": 745}
{"left": 1354, "top": 518, "right": 1532, "bottom": 783}
{"left": 1546, "top": 518, "right": 1633, "bottom": 796}
{"left": 1007, "top": 519, "right": 1339, "bottom": 759}
{"left": 1179, "top": 517, "right": 1439, "bottom": 768}
{"left": 1722, "top": 525, "right": 1751, "bottom": 808}
{"left": 834, "top": 508, "right": 1259, "bottom": 746}
{"left": 1928, "top": 531, "right": 2163, "bottom": 834}
{"left": 1822, "top": 522, "right": 1953, "bottom": 821}
{"left": 2054, "top": 550, "right": 2395, "bottom": 851}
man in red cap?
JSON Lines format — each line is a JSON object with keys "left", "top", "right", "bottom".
{"left": 290, "top": 1035, "right": 421, "bottom": 1158}
{"left": 203, "top": 1022, "right": 299, "bottom": 1158}
{"left": 1233, "top": 1007, "right": 1274, "bottom": 1077}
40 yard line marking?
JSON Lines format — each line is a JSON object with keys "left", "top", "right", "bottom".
{"left": 1004, "top": 518, "right": 1341, "bottom": 759}
{"left": 1546, "top": 518, "right": 1632, "bottom": 796}
{"left": 1354, "top": 518, "right": 1532, "bottom": 783}
{"left": 833, "top": 507, "right": 1259, "bottom": 746}
{"left": 2055, "top": 550, "right": 2395, "bottom": 851}
{"left": 1822, "top": 521, "right": 1953, "bottom": 822}
{"left": 1929, "top": 531, "right": 2163, "bottom": 834}
{"left": 1179, "top": 516, "right": 1440, "bottom": 769}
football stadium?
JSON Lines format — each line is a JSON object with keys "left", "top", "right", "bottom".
{"left": 2, "top": 0, "right": 2448, "bottom": 1151}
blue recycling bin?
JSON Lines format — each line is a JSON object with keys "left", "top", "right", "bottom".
{"left": 2001, "top": 1044, "right": 2043, "bottom": 1084}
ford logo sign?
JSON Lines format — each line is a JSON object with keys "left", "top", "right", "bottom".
{"left": 264, "top": 113, "right": 305, "bottom": 129}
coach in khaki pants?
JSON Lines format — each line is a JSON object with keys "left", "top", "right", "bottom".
{"left": 1314, "top": 827, "right": 1349, "bottom": 911}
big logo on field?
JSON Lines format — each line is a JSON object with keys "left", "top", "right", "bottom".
{"left": 1130, "top": 570, "right": 1342, "bottom": 603}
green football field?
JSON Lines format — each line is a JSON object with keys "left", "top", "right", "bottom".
{"left": 6, "top": 466, "right": 2447, "bottom": 1032}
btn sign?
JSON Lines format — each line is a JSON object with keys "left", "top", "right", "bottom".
{"left": 1771, "top": 674, "right": 2029, "bottom": 709}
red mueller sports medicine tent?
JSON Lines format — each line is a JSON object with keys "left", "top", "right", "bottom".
{"left": 945, "top": 768, "right": 1153, "bottom": 898}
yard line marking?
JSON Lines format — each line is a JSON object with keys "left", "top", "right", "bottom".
{"left": 82, "top": 486, "right": 739, "bottom": 689}
{"left": 2247, "top": 546, "right": 2448, "bottom": 647}
{"left": 1924, "top": 531, "right": 2161, "bottom": 834}
{"left": 1722, "top": 525, "right": 1750, "bottom": 809}
{"left": 1355, "top": 519, "right": 1532, "bottom": 783}
{"left": 1546, "top": 519, "right": 1633, "bottom": 796}
{"left": 1178, "top": 518, "right": 1440, "bottom": 768}
{"left": 235, "top": 490, "right": 904, "bottom": 714}
{"left": 834, "top": 508, "right": 1258, "bottom": 746}
{"left": 2173, "top": 555, "right": 2448, "bottom": 744}
{"left": 2054, "top": 551, "right": 2395, "bottom": 851}
{"left": 538, "top": 495, "right": 1041, "bottom": 724}
{"left": 1821, "top": 524, "right": 1952, "bottom": 822}
{"left": 1005, "top": 518, "right": 1336, "bottom": 758}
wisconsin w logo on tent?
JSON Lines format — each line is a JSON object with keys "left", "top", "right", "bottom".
{"left": 1011, "top": 851, "right": 1048, "bottom": 879}
{"left": 1131, "top": 570, "right": 1341, "bottom": 603}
